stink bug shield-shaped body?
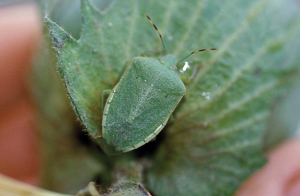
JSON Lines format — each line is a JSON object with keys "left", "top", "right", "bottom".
{"left": 102, "top": 55, "right": 185, "bottom": 154}
{"left": 99, "top": 15, "right": 217, "bottom": 155}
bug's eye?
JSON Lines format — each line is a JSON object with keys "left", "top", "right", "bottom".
{"left": 165, "top": 95, "right": 168, "bottom": 98}
{"left": 136, "top": 76, "right": 138, "bottom": 79}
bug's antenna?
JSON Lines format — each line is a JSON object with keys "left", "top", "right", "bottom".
{"left": 146, "top": 14, "right": 167, "bottom": 55}
{"left": 178, "top": 48, "right": 218, "bottom": 63}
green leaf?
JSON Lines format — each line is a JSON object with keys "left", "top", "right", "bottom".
{"left": 31, "top": 38, "right": 107, "bottom": 193}
{"left": 45, "top": 0, "right": 300, "bottom": 195}
{"left": 263, "top": 80, "right": 300, "bottom": 151}
{"left": 147, "top": 0, "right": 300, "bottom": 196}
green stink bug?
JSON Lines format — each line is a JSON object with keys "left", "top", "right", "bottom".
{"left": 99, "top": 15, "right": 217, "bottom": 155}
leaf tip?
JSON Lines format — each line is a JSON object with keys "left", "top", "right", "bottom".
{"left": 44, "top": 16, "right": 76, "bottom": 53}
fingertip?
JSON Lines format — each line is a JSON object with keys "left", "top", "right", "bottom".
{"left": 236, "top": 138, "right": 300, "bottom": 196}
{"left": 0, "top": 2, "right": 42, "bottom": 107}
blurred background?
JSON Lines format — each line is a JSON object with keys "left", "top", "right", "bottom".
{"left": 0, "top": 0, "right": 41, "bottom": 185}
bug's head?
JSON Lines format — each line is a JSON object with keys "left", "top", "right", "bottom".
{"left": 162, "top": 54, "right": 177, "bottom": 70}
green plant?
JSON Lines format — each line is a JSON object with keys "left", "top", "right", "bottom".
{"left": 31, "top": 0, "right": 300, "bottom": 195}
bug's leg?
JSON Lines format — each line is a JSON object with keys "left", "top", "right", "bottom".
{"left": 180, "top": 64, "right": 201, "bottom": 82}
{"left": 188, "top": 64, "right": 200, "bottom": 80}
{"left": 102, "top": 90, "right": 112, "bottom": 115}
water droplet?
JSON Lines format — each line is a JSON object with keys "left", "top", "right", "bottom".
{"left": 205, "top": 92, "right": 211, "bottom": 100}
{"left": 201, "top": 92, "right": 211, "bottom": 101}
{"left": 108, "top": 22, "right": 113, "bottom": 27}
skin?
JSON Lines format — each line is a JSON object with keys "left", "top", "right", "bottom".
{"left": 236, "top": 138, "right": 300, "bottom": 196}
{"left": 0, "top": 3, "right": 41, "bottom": 185}
{"left": 0, "top": 3, "right": 299, "bottom": 196}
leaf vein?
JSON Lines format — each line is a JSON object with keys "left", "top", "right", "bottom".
{"left": 188, "top": 0, "right": 269, "bottom": 90}
{"left": 173, "top": 0, "right": 207, "bottom": 56}
{"left": 206, "top": 80, "right": 281, "bottom": 123}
